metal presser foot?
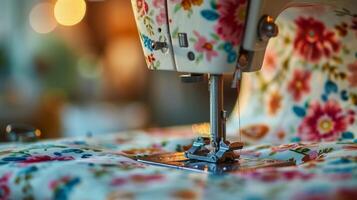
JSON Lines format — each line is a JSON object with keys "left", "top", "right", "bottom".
{"left": 134, "top": 75, "right": 294, "bottom": 174}
{"left": 184, "top": 74, "right": 243, "bottom": 163}
{"left": 184, "top": 137, "right": 243, "bottom": 163}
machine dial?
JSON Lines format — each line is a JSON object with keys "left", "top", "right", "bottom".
{"left": 258, "top": 15, "right": 278, "bottom": 42}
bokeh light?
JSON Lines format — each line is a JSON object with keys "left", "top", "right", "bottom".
{"left": 54, "top": 0, "right": 86, "bottom": 26}
{"left": 106, "top": 37, "right": 142, "bottom": 77}
{"left": 29, "top": 2, "right": 57, "bottom": 34}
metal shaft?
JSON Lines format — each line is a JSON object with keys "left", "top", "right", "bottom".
{"left": 209, "top": 74, "right": 224, "bottom": 149}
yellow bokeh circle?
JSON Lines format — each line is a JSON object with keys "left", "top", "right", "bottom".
{"left": 54, "top": 0, "right": 86, "bottom": 26}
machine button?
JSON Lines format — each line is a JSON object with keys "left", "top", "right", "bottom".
{"left": 187, "top": 51, "right": 195, "bottom": 61}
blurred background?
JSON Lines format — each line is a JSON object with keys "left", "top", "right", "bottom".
{"left": 0, "top": 0, "right": 237, "bottom": 140}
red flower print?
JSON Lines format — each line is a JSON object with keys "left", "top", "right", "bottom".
{"left": 137, "top": 0, "right": 149, "bottom": 17}
{"left": 110, "top": 177, "right": 127, "bottom": 187}
{"left": 153, "top": 0, "right": 164, "bottom": 7}
{"left": 293, "top": 17, "right": 340, "bottom": 62}
{"left": 287, "top": 69, "right": 311, "bottom": 102}
{"left": 302, "top": 150, "right": 319, "bottom": 162}
{"left": 21, "top": 155, "right": 74, "bottom": 163}
{"left": 298, "top": 100, "right": 355, "bottom": 142}
{"left": 130, "top": 174, "right": 164, "bottom": 183}
{"left": 348, "top": 61, "right": 357, "bottom": 87}
{"left": 214, "top": 0, "right": 247, "bottom": 45}
{"left": 327, "top": 173, "right": 352, "bottom": 181}
{"left": 110, "top": 174, "right": 164, "bottom": 187}
{"left": 193, "top": 31, "right": 218, "bottom": 61}
{"left": 153, "top": 0, "right": 167, "bottom": 26}
{"left": 262, "top": 48, "right": 277, "bottom": 71}
{"left": 146, "top": 54, "right": 156, "bottom": 64}
{"left": 0, "top": 173, "right": 11, "bottom": 199}
{"left": 240, "top": 168, "right": 314, "bottom": 182}
{"left": 342, "top": 144, "right": 357, "bottom": 151}
{"left": 156, "top": 8, "right": 167, "bottom": 26}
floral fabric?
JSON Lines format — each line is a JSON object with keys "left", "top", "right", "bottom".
{"left": 0, "top": 129, "right": 356, "bottom": 200}
{"left": 229, "top": 6, "right": 357, "bottom": 145}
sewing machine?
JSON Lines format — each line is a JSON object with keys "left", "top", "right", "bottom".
{"left": 130, "top": 0, "right": 353, "bottom": 173}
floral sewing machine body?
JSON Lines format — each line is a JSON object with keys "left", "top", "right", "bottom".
{"left": 130, "top": 0, "right": 355, "bottom": 173}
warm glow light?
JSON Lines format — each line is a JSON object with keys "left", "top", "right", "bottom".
{"left": 29, "top": 2, "right": 57, "bottom": 34}
{"left": 105, "top": 37, "right": 144, "bottom": 90}
{"left": 54, "top": 0, "right": 86, "bottom": 26}
{"left": 106, "top": 38, "right": 142, "bottom": 76}
{"left": 192, "top": 123, "right": 210, "bottom": 138}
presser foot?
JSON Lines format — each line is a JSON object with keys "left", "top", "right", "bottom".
{"left": 133, "top": 137, "right": 294, "bottom": 174}
{"left": 184, "top": 137, "right": 243, "bottom": 163}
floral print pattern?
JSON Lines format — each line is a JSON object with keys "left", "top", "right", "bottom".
{"left": 134, "top": 0, "right": 249, "bottom": 73}
{"left": 153, "top": 0, "right": 167, "bottom": 26}
{"left": 214, "top": 0, "right": 247, "bottom": 45}
{"left": 21, "top": 155, "right": 74, "bottom": 163}
{"left": 294, "top": 17, "right": 340, "bottom": 62}
{"left": 297, "top": 100, "right": 355, "bottom": 141}
{"left": 192, "top": 31, "right": 218, "bottom": 62}
{"left": 267, "top": 90, "right": 282, "bottom": 115}
{"left": 287, "top": 69, "right": 311, "bottom": 102}
{"left": 136, "top": 0, "right": 149, "bottom": 17}
{"left": 0, "top": 132, "right": 355, "bottom": 199}
{"left": 230, "top": 6, "right": 357, "bottom": 144}
{"left": 50, "top": 176, "right": 81, "bottom": 200}
{"left": 173, "top": 0, "right": 203, "bottom": 16}
{"left": 145, "top": 53, "right": 160, "bottom": 69}
{"left": 263, "top": 48, "right": 278, "bottom": 71}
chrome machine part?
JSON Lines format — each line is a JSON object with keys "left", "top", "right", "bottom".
{"left": 209, "top": 74, "right": 224, "bottom": 148}
{"left": 258, "top": 15, "right": 279, "bottom": 42}
{"left": 185, "top": 75, "right": 244, "bottom": 163}
{"left": 135, "top": 152, "right": 295, "bottom": 174}
{"left": 151, "top": 41, "right": 169, "bottom": 53}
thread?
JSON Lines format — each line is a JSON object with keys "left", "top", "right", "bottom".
{"left": 237, "top": 79, "right": 242, "bottom": 143}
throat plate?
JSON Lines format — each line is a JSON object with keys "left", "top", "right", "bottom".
{"left": 134, "top": 152, "right": 295, "bottom": 174}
